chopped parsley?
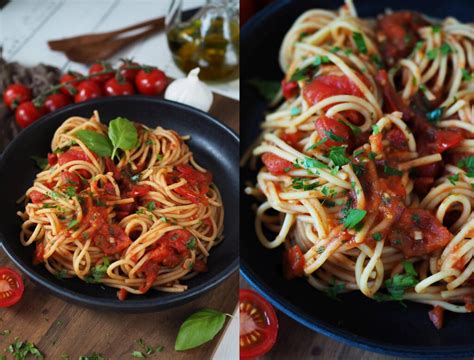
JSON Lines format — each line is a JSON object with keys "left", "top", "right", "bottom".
{"left": 427, "top": 48, "right": 439, "bottom": 60}
{"left": 338, "top": 119, "right": 361, "bottom": 135}
{"left": 370, "top": 54, "right": 383, "bottom": 69}
{"left": 324, "top": 130, "right": 346, "bottom": 143}
{"left": 411, "top": 213, "right": 421, "bottom": 224}
{"left": 317, "top": 245, "right": 325, "bottom": 254}
{"left": 84, "top": 257, "right": 110, "bottom": 284}
{"left": 368, "top": 152, "right": 377, "bottom": 160}
{"left": 374, "top": 261, "right": 419, "bottom": 302}
{"left": 306, "top": 138, "right": 327, "bottom": 150}
{"left": 290, "top": 107, "right": 301, "bottom": 116}
{"left": 146, "top": 201, "right": 156, "bottom": 212}
{"left": 458, "top": 156, "right": 474, "bottom": 177}
{"left": 329, "top": 146, "right": 350, "bottom": 166}
{"left": 448, "top": 173, "right": 460, "bottom": 185}
{"left": 440, "top": 43, "right": 452, "bottom": 56}
{"left": 330, "top": 46, "right": 341, "bottom": 53}
{"left": 65, "top": 186, "right": 76, "bottom": 198}
{"left": 7, "top": 338, "right": 44, "bottom": 359}
{"left": 372, "top": 232, "right": 382, "bottom": 241}
{"left": 414, "top": 40, "right": 424, "bottom": 52}
{"left": 342, "top": 209, "right": 367, "bottom": 230}
{"left": 352, "top": 32, "right": 368, "bottom": 54}
{"left": 79, "top": 353, "right": 105, "bottom": 360}
{"left": 301, "top": 157, "right": 329, "bottom": 170}
{"left": 145, "top": 139, "right": 154, "bottom": 146}
{"left": 353, "top": 149, "right": 364, "bottom": 157}
{"left": 351, "top": 162, "right": 365, "bottom": 176}
{"left": 156, "top": 154, "right": 163, "bottom": 161}
{"left": 371, "top": 124, "right": 380, "bottom": 135}
{"left": 384, "top": 165, "right": 403, "bottom": 176}
{"left": 292, "top": 177, "right": 319, "bottom": 191}
{"left": 325, "top": 281, "right": 346, "bottom": 301}
{"left": 67, "top": 218, "right": 79, "bottom": 230}
{"left": 432, "top": 24, "right": 442, "bottom": 33}
{"left": 313, "top": 55, "right": 331, "bottom": 66}
{"left": 426, "top": 107, "right": 444, "bottom": 123}
{"left": 462, "top": 68, "right": 473, "bottom": 81}
{"left": 187, "top": 237, "right": 196, "bottom": 250}
{"left": 55, "top": 269, "right": 68, "bottom": 280}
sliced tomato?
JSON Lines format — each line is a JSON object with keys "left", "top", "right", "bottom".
{"left": 0, "top": 267, "right": 25, "bottom": 307}
{"left": 261, "top": 153, "right": 292, "bottom": 175}
{"left": 388, "top": 208, "right": 452, "bottom": 257}
{"left": 29, "top": 190, "right": 46, "bottom": 204}
{"left": 58, "top": 147, "right": 91, "bottom": 165}
{"left": 314, "top": 115, "right": 350, "bottom": 147}
{"left": 282, "top": 245, "right": 305, "bottom": 280}
{"left": 281, "top": 79, "right": 299, "bottom": 99}
{"left": 280, "top": 131, "right": 303, "bottom": 148}
{"left": 428, "top": 305, "right": 444, "bottom": 329}
{"left": 60, "top": 171, "right": 81, "bottom": 189}
{"left": 240, "top": 289, "right": 278, "bottom": 359}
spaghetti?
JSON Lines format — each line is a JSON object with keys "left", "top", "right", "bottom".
{"left": 245, "top": 0, "right": 474, "bottom": 327}
{"left": 18, "top": 112, "right": 223, "bottom": 300}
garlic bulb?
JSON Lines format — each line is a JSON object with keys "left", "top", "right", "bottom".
{"left": 165, "top": 68, "right": 213, "bottom": 112}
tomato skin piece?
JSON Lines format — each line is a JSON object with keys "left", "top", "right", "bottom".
{"left": 388, "top": 208, "right": 452, "bottom": 257}
{"left": 117, "top": 288, "right": 128, "bottom": 301}
{"left": 314, "top": 115, "right": 350, "bottom": 147}
{"left": 281, "top": 79, "right": 299, "bottom": 99}
{"left": 33, "top": 242, "right": 45, "bottom": 265}
{"left": 89, "top": 62, "right": 114, "bottom": 83}
{"left": 48, "top": 153, "right": 58, "bottom": 166}
{"left": 44, "top": 93, "right": 72, "bottom": 112}
{"left": 104, "top": 78, "right": 135, "bottom": 96}
{"left": 3, "top": 84, "right": 32, "bottom": 110}
{"left": 135, "top": 68, "right": 168, "bottom": 95}
{"left": 60, "top": 73, "right": 82, "bottom": 96}
{"left": 240, "top": 289, "right": 278, "bottom": 359}
{"left": 429, "top": 305, "right": 444, "bottom": 329}
{"left": 303, "top": 75, "right": 365, "bottom": 106}
{"left": 74, "top": 80, "right": 104, "bottom": 103}
{"left": 261, "top": 153, "right": 292, "bottom": 175}
{"left": 282, "top": 245, "right": 305, "bottom": 279}
{"left": 0, "top": 268, "right": 25, "bottom": 307}
{"left": 15, "top": 101, "right": 47, "bottom": 128}
{"left": 29, "top": 190, "right": 46, "bottom": 204}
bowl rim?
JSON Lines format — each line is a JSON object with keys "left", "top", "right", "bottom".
{"left": 241, "top": 0, "right": 474, "bottom": 357}
{"left": 0, "top": 95, "right": 239, "bottom": 311}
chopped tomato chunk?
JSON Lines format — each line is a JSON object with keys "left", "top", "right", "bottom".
{"left": 428, "top": 305, "right": 444, "bottom": 329}
{"left": 314, "top": 115, "right": 350, "bottom": 147}
{"left": 388, "top": 209, "right": 452, "bottom": 257}
{"left": 281, "top": 79, "right": 299, "bottom": 99}
{"left": 128, "top": 184, "right": 153, "bottom": 197}
{"left": 33, "top": 242, "right": 45, "bottom": 265}
{"left": 30, "top": 190, "right": 46, "bottom": 204}
{"left": 282, "top": 245, "right": 305, "bottom": 279}
{"left": 60, "top": 171, "right": 81, "bottom": 189}
{"left": 261, "top": 153, "right": 292, "bottom": 175}
{"left": 93, "top": 224, "right": 132, "bottom": 255}
{"left": 117, "top": 288, "right": 128, "bottom": 301}
{"left": 58, "top": 147, "right": 90, "bottom": 165}
{"left": 47, "top": 153, "right": 57, "bottom": 166}
{"left": 280, "top": 131, "right": 304, "bottom": 148}
{"left": 193, "top": 259, "right": 208, "bottom": 272}
{"left": 303, "top": 75, "right": 365, "bottom": 107}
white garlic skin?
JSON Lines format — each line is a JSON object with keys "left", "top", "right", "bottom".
{"left": 164, "top": 68, "right": 213, "bottom": 112}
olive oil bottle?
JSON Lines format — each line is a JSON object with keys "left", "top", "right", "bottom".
{"left": 166, "top": 0, "right": 239, "bottom": 82}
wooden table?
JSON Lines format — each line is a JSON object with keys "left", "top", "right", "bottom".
{"left": 240, "top": 278, "right": 394, "bottom": 360}
{"left": 0, "top": 94, "right": 239, "bottom": 360}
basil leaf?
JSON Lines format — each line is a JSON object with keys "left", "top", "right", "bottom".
{"left": 75, "top": 130, "right": 113, "bottom": 157}
{"left": 248, "top": 79, "right": 280, "bottom": 102}
{"left": 329, "top": 146, "right": 350, "bottom": 166}
{"left": 175, "top": 309, "right": 227, "bottom": 351}
{"left": 343, "top": 209, "right": 366, "bottom": 230}
{"left": 384, "top": 165, "right": 403, "bottom": 176}
{"left": 31, "top": 156, "right": 48, "bottom": 170}
{"left": 108, "top": 117, "right": 139, "bottom": 159}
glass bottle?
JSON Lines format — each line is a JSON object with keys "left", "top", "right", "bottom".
{"left": 166, "top": 0, "right": 239, "bottom": 82}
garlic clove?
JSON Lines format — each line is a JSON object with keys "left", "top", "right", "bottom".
{"left": 164, "top": 68, "right": 214, "bottom": 112}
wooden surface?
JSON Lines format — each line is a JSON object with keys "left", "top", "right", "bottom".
{"left": 240, "top": 278, "right": 393, "bottom": 360}
{"left": 0, "top": 94, "right": 239, "bottom": 360}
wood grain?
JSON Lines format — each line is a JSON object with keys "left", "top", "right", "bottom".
{"left": 0, "top": 94, "right": 239, "bottom": 360}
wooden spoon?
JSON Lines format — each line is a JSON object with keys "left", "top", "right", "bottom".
{"left": 62, "top": 25, "right": 163, "bottom": 64}
{"left": 48, "top": 17, "right": 165, "bottom": 52}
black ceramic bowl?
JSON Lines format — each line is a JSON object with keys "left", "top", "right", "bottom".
{"left": 0, "top": 96, "right": 239, "bottom": 311}
{"left": 241, "top": 0, "right": 474, "bottom": 357}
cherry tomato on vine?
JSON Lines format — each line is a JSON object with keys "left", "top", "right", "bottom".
{"left": 60, "top": 72, "right": 82, "bottom": 96}
{"left": 3, "top": 84, "right": 32, "bottom": 110}
{"left": 119, "top": 61, "right": 140, "bottom": 82}
{"left": 240, "top": 289, "right": 278, "bottom": 359}
{"left": 15, "top": 101, "right": 47, "bottom": 128}
{"left": 135, "top": 68, "right": 168, "bottom": 95}
{"left": 74, "top": 80, "right": 104, "bottom": 103}
{"left": 0, "top": 267, "right": 24, "bottom": 307}
{"left": 89, "top": 62, "right": 114, "bottom": 83}
{"left": 44, "top": 93, "right": 72, "bottom": 112}
{"left": 104, "top": 78, "right": 135, "bottom": 96}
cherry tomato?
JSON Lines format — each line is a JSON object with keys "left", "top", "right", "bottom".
{"left": 3, "top": 84, "right": 32, "bottom": 110}
{"left": 44, "top": 93, "right": 72, "bottom": 112}
{"left": 0, "top": 267, "right": 25, "bottom": 307}
{"left": 104, "top": 78, "right": 135, "bottom": 96}
{"left": 15, "top": 101, "right": 47, "bottom": 128}
{"left": 135, "top": 68, "right": 168, "bottom": 95}
{"left": 60, "top": 72, "right": 82, "bottom": 96}
{"left": 89, "top": 62, "right": 114, "bottom": 83}
{"left": 74, "top": 80, "right": 104, "bottom": 103}
{"left": 119, "top": 61, "right": 140, "bottom": 82}
{"left": 240, "top": 289, "right": 278, "bottom": 359}
{"left": 282, "top": 245, "right": 305, "bottom": 279}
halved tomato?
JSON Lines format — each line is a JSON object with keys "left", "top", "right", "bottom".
{"left": 0, "top": 267, "right": 25, "bottom": 307}
{"left": 240, "top": 289, "right": 278, "bottom": 359}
